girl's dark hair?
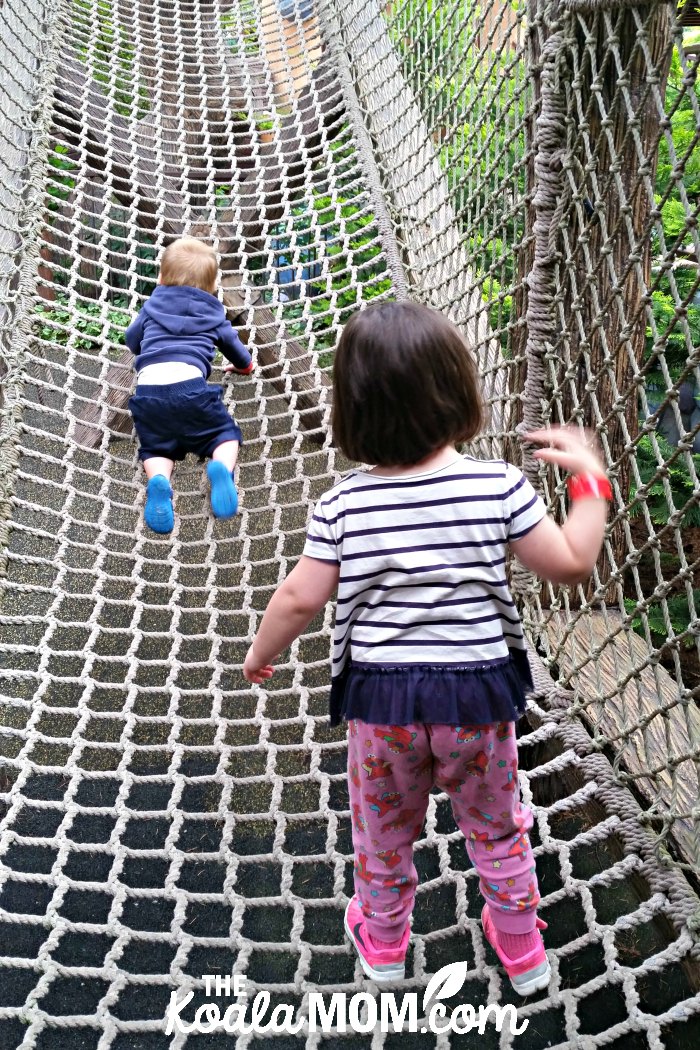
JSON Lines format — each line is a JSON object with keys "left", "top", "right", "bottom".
{"left": 332, "top": 300, "right": 484, "bottom": 466}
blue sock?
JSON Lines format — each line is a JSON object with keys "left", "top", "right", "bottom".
{"left": 207, "top": 461, "right": 238, "bottom": 518}
{"left": 144, "top": 475, "right": 174, "bottom": 533}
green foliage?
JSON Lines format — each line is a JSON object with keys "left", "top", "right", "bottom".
{"left": 623, "top": 431, "right": 700, "bottom": 662}
{"left": 73, "top": 0, "right": 149, "bottom": 119}
{"left": 216, "top": 133, "right": 391, "bottom": 368}
{"left": 46, "top": 144, "right": 76, "bottom": 212}
{"left": 33, "top": 294, "right": 129, "bottom": 360}
{"left": 624, "top": 590, "right": 700, "bottom": 650}
{"left": 264, "top": 188, "right": 391, "bottom": 366}
{"left": 222, "top": 2, "right": 261, "bottom": 58}
{"left": 655, "top": 40, "right": 700, "bottom": 203}
{"left": 629, "top": 434, "right": 700, "bottom": 527}
{"left": 627, "top": 433, "right": 699, "bottom": 662}
{"left": 390, "top": 3, "right": 527, "bottom": 352}
{"left": 627, "top": 34, "right": 700, "bottom": 662}
{"left": 43, "top": 160, "right": 158, "bottom": 295}
{"left": 645, "top": 36, "right": 700, "bottom": 382}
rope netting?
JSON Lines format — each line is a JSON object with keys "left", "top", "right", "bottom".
{"left": 0, "top": 0, "right": 699, "bottom": 1046}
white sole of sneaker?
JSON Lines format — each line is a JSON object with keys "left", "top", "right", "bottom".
{"left": 343, "top": 902, "right": 406, "bottom": 982}
{"left": 481, "top": 905, "right": 551, "bottom": 997}
{"left": 510, "top": 959, "right": 552, "bottom": 997}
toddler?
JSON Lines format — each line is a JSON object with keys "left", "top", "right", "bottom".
{"left": 126, "top": 237, "right": 253, "bottom": 533}
{"left": 243, "top": 301, "right": 609, "bottom": 995}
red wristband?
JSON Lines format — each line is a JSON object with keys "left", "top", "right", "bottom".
{"left": 567, "top": 472, "right": 612, "bottom": 501}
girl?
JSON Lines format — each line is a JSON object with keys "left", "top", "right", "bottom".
{"left": 243, "top": 301, "right": 609, "bottom": 995}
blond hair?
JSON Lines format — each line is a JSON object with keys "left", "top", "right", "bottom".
{"left": 159, "top": 237, "right": 218, "bottom": 294}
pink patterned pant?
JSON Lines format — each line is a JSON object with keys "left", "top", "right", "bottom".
{"left": 347, "top": 719, "right": 540, "bottom": 940}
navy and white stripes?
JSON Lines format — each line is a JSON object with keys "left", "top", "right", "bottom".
{"left": 303, "top": 456, "right": 545, "bottom": 675}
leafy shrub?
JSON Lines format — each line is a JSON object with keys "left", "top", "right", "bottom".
{"left": 627, "top": 433, "right": 700, "bottom": 655}
{"left": 629, "top": 434, "right": 700, "bottom": 528}
{"left": 644, "top": 37, "right": 700, "bottom": 388}
{"left": 73, "top": 0, "right": 150, "bottom": 119}
{"left": 33, "top": 295, "right": 130, "bottom": 362}
{"left": 624, "top": 590, "right": 700, "bottom": 651}
{"left": 390, "top": 2, "right": 527, "bottom": 352}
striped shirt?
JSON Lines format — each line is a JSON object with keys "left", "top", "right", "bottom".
{"left": 303, "top": 455, "right": 546, "bottom": 678}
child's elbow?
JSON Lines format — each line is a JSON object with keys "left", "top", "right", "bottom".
{"left": 290, "top": 594, "right": 319, "bottom": 619}
{"left": 557, "top": 560, "right": 596, "bottom": 587}
{"left": 283, "top": 583, "right": 325, "bottom": 622}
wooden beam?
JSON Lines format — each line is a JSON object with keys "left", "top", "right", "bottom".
{"left": 544, "top": 610, "right": 700, "bottom": 868}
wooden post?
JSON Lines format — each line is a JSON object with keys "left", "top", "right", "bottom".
{"left": 559, "top": 5, "right": 674, "bottom": 602}
{"left": 513, "top": 2, "right": 674, "bottom": 607}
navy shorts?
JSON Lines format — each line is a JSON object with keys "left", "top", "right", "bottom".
{"left": 129, "top": 378, "right": 243, "bottom": 462}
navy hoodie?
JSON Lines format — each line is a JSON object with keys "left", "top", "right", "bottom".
{"left": 125, "top": 284, "right": 252, "bottom": 379}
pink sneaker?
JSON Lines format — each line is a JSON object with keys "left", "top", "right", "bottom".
{"left": 344, "top": 896, "right": 410, "bottom": 982}
{"left": 481, "top": 906, "right": 551, "bottom": 996}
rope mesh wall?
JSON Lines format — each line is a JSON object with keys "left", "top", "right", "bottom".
{"left": 0, "top": 0, "right": 698, "bottom": 1047}
{"left": 374, "top": 0, "right": 700, "bottom": 871}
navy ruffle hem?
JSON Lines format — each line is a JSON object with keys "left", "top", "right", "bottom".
{"left": 329, "top": 649, "right": 533, "bottom": 727}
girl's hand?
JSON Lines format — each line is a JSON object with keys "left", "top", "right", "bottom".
{"left": 512, "top": 427, "right": 609, "bottom": 585}
{"left": 524, "top": 427, "right": 606, "bottom": 478}
{"left": 223, "top": 361, "right": 254, "bottom": 375}
{"left": 241, "top": 557, "right": 339, "bottom": 685}
{"left": 243, "top": 644, "right": 275, "bottom": 684}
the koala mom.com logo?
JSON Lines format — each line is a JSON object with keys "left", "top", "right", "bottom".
{"left": 165, "top": 963, "right": 529, "bottom": 1036}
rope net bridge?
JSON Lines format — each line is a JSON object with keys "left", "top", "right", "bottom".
{"left": 0, "top": 0, "right": 699, "bottom": 1045}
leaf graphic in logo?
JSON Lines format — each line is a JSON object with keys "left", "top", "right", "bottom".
{"left": 423, "top": 962, "right": 470, "bottom": 1010}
